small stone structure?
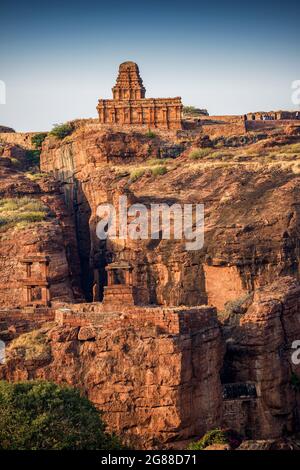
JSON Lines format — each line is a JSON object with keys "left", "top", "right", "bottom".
{"left": 223, "top": 382, "right": 257, "bottom": 400}
{"left": 102, "top": 261, "right": 136, "bottom": 306}
{"left": 222, "top": 383, "right": 258, "bottom": 438}
{"left": 21, "top": 255, "right": 50, "bottom": 306}
{"left": 246, "top": 110, "right": 300, "bottom": 121}
{"left": 97, "top": 61, "right": 182, "bottom": 130}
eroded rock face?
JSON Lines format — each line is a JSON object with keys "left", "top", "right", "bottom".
{"left": 2, "top": 123, "right": 300, "bottom": 448}
{"left": 0, "top": 305, "right": 224, "bottom": 449}
{"left": 222, "top": 278, "right": 300, "bottom": 438}
{"left": 2, "top": 278, "right": 300, "bottom": 446}
{"left": 0, "top": 165, "right": 82, "bottom": 307}
{"left": 41, "top": 126, "right": 183, "bottom": 172}
{"left": 41, "top": 126, "right": 300, "bottom": 309}
{"left": 237, "top": 437, "right": 300, "bottom": 450}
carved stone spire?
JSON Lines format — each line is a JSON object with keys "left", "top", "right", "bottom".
{"left": 112, "top": 61, "right": 146, "bottom": 101}
{"left": 97, "top": 61, "right": 182, "bottom": 129}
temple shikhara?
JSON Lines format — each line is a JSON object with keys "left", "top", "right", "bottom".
{"left": 97, "top": 61, "right": 182, "bottom": 129}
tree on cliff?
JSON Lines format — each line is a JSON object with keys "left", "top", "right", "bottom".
{"left": 0, "top": 380, "right": 123, "bottom": 450}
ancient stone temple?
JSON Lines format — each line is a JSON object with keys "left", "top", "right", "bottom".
{"left": 21, "top": 255, "right": 50, "bottom": 307}
{"left": 97, "top": 61, "right": 182, "bottom": 130}
{"left": 102, "top": 261, "right": 136, "bottom": 306}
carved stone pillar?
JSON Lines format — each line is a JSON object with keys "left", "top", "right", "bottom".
{"left": 162, "top": 107, "right": 168, "bottom": 127}
{"left": 111, "top": 108, "right": 116, "bottom": 123}
{"left": 26, "top": 263, "right": 31, "bottom": 278}
{"left": 138, "top": 107, "right": 143, "bottom": 124}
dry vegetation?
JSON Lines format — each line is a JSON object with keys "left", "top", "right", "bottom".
{"left": 25, "top": 172, "right": 48, "bottom": 181}
{"left": 7, "top": 328, "right": 51, "bottom": 362}
{"left": 110, "top": 140, "right": 300, "bottom": 184}
{"left": 185, "top": 141, "right": 300, "bottom": 173}
{"left": 0, "top": 197, "right": 49, "bottom": 231}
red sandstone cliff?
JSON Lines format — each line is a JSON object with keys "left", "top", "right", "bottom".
{"left": 1, "top": 279, "right": 300, "bottom": 447}
{"left": 222, "top": 277, "right": 300, "bottom": 438}
{"left": 0, "top": 145, "right": 82, "bottom": 306}
{"left": 1, "top": 120, "right": 300, "bottom": 448}
{"left": 0, "top": 305, "right": 224, "bottom": 449}
{"left": 40, "top": 124, "right": 300, "bottom": 309}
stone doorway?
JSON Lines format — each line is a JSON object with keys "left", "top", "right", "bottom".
{"left": 21, "top": 255, "right": 50, "bottom": 307}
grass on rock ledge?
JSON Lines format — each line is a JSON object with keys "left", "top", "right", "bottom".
{"left": 129, "top": 165, "right": 168, "bottom": 182}
{"left": 0, "top": 197, "right": 49, "bottom": 231}
{"left": 111, "top": 140, "right": 300, "bottom": 184}
{"left": 25, "top": 172, "right": 48, "bottom": 181}
{"left": 7, "top": 329, "right": 51, "bottom": 362}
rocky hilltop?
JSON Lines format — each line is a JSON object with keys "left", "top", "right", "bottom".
{"left": 40, "top": 121, "right": 300, "bottom": 308}
{"left": 1, "top": 115, "right": 300, "bottom": 448}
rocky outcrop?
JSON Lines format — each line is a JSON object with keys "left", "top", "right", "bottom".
{"left": 0, "top": 126, "right": 15, "bottom": 133}
{"left": 41, "top": 126, "right": 300, "bottom": 309}
{"left": 0, "top": 142, "right": 27, "bottom": 168}
{"left": 41, "top": 125, "right": 184, "bottom": 172}
{"left": 2, "top": 278, "right": 300, "bottom": 447}
{"left": 237, "top": 437, "right": 300, "bottom": 450}
{"left": 222, "top": 278, "right": 300, "bottom": 438}
{"left": 2, "top": 120, "right": 300, "bottom": 448}
{"left": 0, "top": 305, "right": 224, "bottom": 449}
{"left": 0, "top": 164, "right": 82, "bottom": 307}
{"left": 0, "top": 131, "right": 36, "bottom": 149}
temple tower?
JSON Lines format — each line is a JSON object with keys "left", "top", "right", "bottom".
{"left": 97, "top": 61, "right": 182, "bottom": 130}
{"left": 112, "top": 62, "right": 146, "bottom": 101}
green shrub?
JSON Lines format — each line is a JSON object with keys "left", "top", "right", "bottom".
{"left": 187, "top": 428, "right": 242, "bottom": 450}
{"left": 0, "top": 380, "right": 124, "bottom": 450}
{"left": 0, "top": 200, "right": 19, "bottom": 211}
{"left": 146, "top": 130, "right": 156, "bottom": 138}
{"left": 0, "top": 212, "right": 46, "bottom": 227}
{"left": 151, "top": 165, "right": 167, "bottom": 176}
{"left": 18, "top": 211, "right": 46, "bottom": 222}
{"left": 25, "top": 150, "right": 40, "bottom": 166}
{"left": 183, "top": 106, "right": 208, "bottom": 116}
{"left": 189, "top": 148, "right": 211, "bottom": 160}
{"left": 31, "top": 133, "right": 48, "bottom": 150}
{"left": 50, "top": 123, "right": 73, "bottom": 139}
{"left": 0, "top": 197, "right": 47, "bottom": 213}
{"left": 130, "top": 168, "right": 145, "bottom": 182}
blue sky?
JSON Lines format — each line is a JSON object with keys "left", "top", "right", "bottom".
{"left": 0, "top": 0, "right": 299, "bottom": 131}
